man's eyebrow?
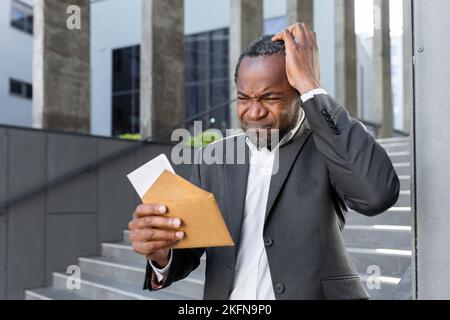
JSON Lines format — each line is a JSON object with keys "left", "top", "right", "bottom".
{"left": 260, "top": 91, "right": 284, "bottom": 97}
{"left": 237, "top": 91, "right": 284, "bottom": 98}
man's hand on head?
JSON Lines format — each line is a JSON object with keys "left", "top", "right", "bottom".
{"left": 272, "top": 22, "right": 321, "bottom": 95}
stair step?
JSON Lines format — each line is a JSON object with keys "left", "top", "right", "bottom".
{"left": 381, "top": 143, "right": 410, "bottom": 153}
{"left": 346, "top": 210, "right": 411, "bottom": 226}
{"left": 393, "top": 190, "right": 411, "bottom": 207}
{"left": 348, "top": 207, "right": 411, "bottom": 216}
{"left": 377, "top": 137, "right": 410, "bottom": 144}
{"left": 25, "top": 287, "right": 86, "bottom": 300}
{"left": 399, "top": 176, "right": 410, "bottom": 191}
{"left": 343, "top": 225, "right": 411, "bottom": 250}
{"left": 51, "top": 271, "right": 196, "bottom": 300}
{"left": 78, "top": 255, "right": 204, "bottom": 299}
{"left": 394, "top": 163, "right": 411, "bottom": 176}
{"left": 358, "top": 274, "right": 399, "bottom": 300}
{"left": 101, "top": 241, "right": 206, "bottom": 274}
{"left": 386, "top": 151, "right": 410, "bottom": 163}
{"left": 101, "top": 242, "right": 143, "bottom": 263}
{"left": 347, "top": 247, "right": 411, "bottom": 278}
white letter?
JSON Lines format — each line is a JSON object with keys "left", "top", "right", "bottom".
{"left": 366, "top": 265, "right": 381, "bottom": 290}
{"left": 66, "top": 265, "right": 81, "bottom": 290}
{"left": 202, "top": 129, "right": 224, "bottom": 165}
{"left": 66, "top": 5, "right": 81, "bottom": 30}
{"left": 171, "top": 128, "right": 192, "bottom": 165}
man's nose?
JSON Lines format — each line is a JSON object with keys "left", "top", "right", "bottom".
{"left": 247, "top": 100, "right": 268, "bottom": 120}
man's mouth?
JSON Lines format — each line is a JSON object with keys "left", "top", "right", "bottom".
{"left": 244, "top": 124, "right": 274, "bottom": 130}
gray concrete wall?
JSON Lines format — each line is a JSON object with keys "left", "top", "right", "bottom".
{"left": 0, "top": 125, "right": 192, "bottom": 299}
{"left": 413, "top": 0, "right": 450, "bottom": 300}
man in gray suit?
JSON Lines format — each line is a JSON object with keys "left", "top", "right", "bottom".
{"left": 127, "top": 23, "right": 400, "bottom": 300}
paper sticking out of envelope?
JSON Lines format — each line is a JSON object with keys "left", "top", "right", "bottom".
{"left": 127, "top": 154, "right": 234, "bottom": 249}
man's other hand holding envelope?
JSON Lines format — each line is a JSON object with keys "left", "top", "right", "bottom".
{"left": 127, "top": 154, "right": 234, "bottom": 269}
{"left": 128, "top": 203, "right": 182, "bottom": 269}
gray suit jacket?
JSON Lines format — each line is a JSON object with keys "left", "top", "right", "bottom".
{"left": 143, "top": 94, "right": 400, "bottom": 300}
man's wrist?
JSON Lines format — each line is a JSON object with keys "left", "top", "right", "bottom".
{"left": 151, "top": 259, "right": 168, "bottom": 269}
{"left": 150, "top": 250, "right": 171, "bottom": 269}
{"left": 301, "top": 88, "right": 328, "bottom": 103}
{"left": 294, "top": 78, "right": 321, "bottom": 95}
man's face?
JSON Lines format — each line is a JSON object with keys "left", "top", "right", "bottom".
{"left": 236, "top": 53, "right": 300, "bottom": 147}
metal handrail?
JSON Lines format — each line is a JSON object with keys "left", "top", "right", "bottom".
{"left": 0, "top": 98, "right": 236, "bottom": 211}
{"left": 0, "top": 99, "right": 408, "bottom": 210}
{"left": 358, "top": 119, "right": 410, "bottom": 138}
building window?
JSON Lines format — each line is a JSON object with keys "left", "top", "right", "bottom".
{"left": 10, "top": 0, "right": 33, "bottom": 35}
{"left": 109, "top": 17, "right": 286, "bottom": 138}
{"left": 112, "top": 45, "right": 140, "bottom": 136}
{"left": 9, "top": 78, "right": 32, "bottom": 99}
{"left": 185, "top": 28, "right": 230, "bottom": 133}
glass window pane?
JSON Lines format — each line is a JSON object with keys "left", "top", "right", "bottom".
{"left": 10, "top": 79, "right": 22, "bottom": 95}
{"left": 112, "top": 94, "right": 133, "bottom": 136}
{"left": 10, "top": 0, "right": 33, "bottom": 35}
{"left": 184, "top": 27, "right": 230, "bottom": 133}
{"left": 113, "top": 47, "right": 133, "bottom": 92}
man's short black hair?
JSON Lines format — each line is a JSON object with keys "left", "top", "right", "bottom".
{"left": 234, "top": 34, "right": 285, "bottom": 84}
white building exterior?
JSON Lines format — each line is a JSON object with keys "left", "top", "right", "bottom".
{"left": 0, "top": 0, "right": 33, "bottom": 127}
{"left": 0, "top": 0, "right": 404, "bottom": 136}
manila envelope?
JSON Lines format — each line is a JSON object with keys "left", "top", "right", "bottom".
{"left": 127, "top": 154, "right": 234, "bottom": 249}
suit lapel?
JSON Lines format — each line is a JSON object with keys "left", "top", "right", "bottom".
{"left": 264, "top": 123, "right": 312, "bottom": 225}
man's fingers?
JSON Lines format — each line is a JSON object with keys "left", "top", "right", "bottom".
{"left": 302, "top": 21, "right": 311, "bottom": 33}
{"left": 271, "top": 28, "right": 296, "bottom": 48}
{"left": 271, "top": 32, "right": 283, "bottom": 41}
{"left": 303, "top": 23, "right": 314, "bottom": 47}
{"left": 281, "top": 28, "right": 296, "bottom": 49}
{"left": 272, "top": 22, "right": 314, "bottom": 45}
{"left": 312, "top": 31, "right": 319, "bottom": 49}
{"left": 133, "top": 204, "right": 167, "bottom": 218}
{"left": 134, "top": 215, "right": 182, "bottom": 230}
{"left": 130, "top": 228, "right": 184, "bottom": 242}
{"left": 293, "top": 22, "right": 307, "bottom": 45}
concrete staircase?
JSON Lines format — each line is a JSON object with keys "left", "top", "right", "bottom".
{"left": 25, "top": 137, "right": 411, "bottom": 300}
{"left": 344, "top": 137, "right": 412, "bottom": 299}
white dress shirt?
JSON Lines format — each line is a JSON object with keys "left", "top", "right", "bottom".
{"left": 149, "top": 89, "right": 327, "bottom": 299}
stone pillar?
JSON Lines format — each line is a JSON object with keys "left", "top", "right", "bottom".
{"left": 335, "top": 0, "right": 357, "bottom": 117}
{"left": 32, "top": 0, "right": 90, "bottom": 134}
{"left": 140, "top": 0, "right": 184, "bottom": 140}
{"left": 229, "top": 0, "right": 263, "bottom": 129}
{"left": 373, "top": 0, "right": 393, "bottom": 138}
{"left": 402, "top": 0, "right": 413, "bottom": 134}
{"left": 286, "top": 0, "right": 314, "bottom": 28}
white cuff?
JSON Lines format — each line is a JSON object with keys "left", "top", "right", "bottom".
{"left": 149, "top": 249, "right": 173, "bottom": 283}
{"left": 301, "top": 88, "right": 328, "bottom": 103}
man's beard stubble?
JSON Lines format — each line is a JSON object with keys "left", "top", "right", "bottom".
{"left": 245, "top": 104, "right": 301, "bottom": 150}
